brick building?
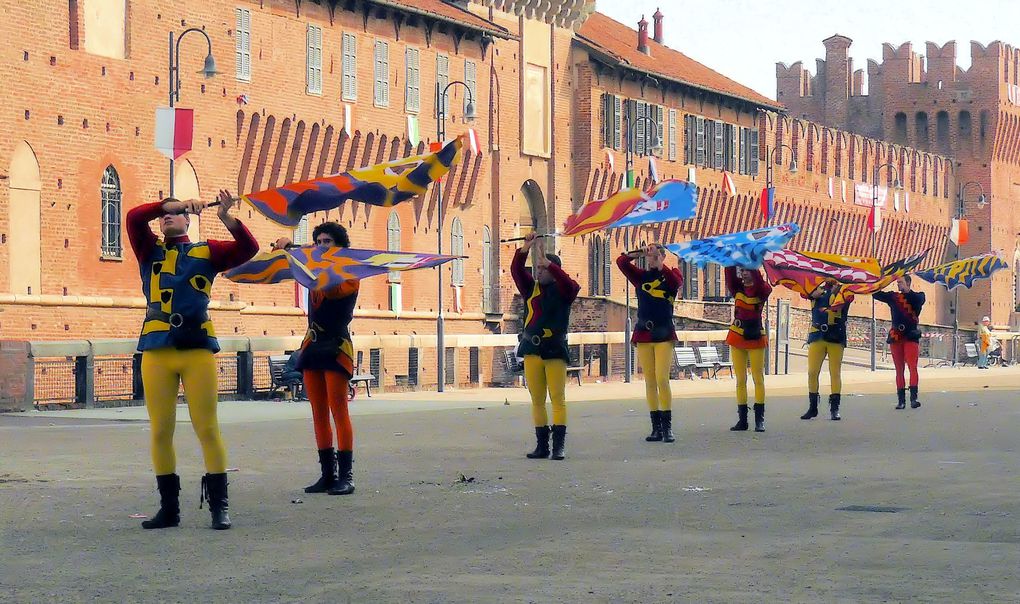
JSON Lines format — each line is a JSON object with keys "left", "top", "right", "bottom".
{"left": 778, "top": 36, "right": 1020, "bottom": 327}
{"left": 0, "top": 1, "right": 967, "bottom": 395}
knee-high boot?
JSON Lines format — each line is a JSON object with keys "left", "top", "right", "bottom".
{"left": 660, "top": 410, "right": 675, "bottom": 443}
{"left": 550, "top": 425, "right": 567, "bottom": 460}
{"left": 329, "top": 450, "right": 355, "bottom": 495}
{"left": 200, "top": 473, "right": 232, "bottom": 530}
{"left": 141, "top": 473, "right": 180, "bottom": 530}
{"left": 526, "top": 426, "right": 551, "bottom": 459}
{"left": 895, "top": 388, "right": 906, "bottom": 410}
{"left": 305, "top": 448, "right": 337, "bottom": 493}
{"left": 645, "top": 410, "right": 662, "bottom": 442}
{"left": 909, "top": 386, "right": 920, "bottom": 409}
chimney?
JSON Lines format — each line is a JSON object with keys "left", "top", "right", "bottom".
{"left": 652, "top": 8, "right": 663, "bottom": 44}
{"left": 637, "top": 15, "right": 650, "bottom": 55}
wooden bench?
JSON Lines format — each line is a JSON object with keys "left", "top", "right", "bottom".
{"left": 673, "top": 346, "right": 699, "bottom": 379}
{"left": 268, "top": 354, "right": 304, "bottom": 400}
{"left": 696, "top": 346, "right": 734, "bottom": 379}
{"left": 961, "top": 342, "right": 979, "bottom": 366}
{"left": 565, "top": 349, "right": 598, "bottom": 386}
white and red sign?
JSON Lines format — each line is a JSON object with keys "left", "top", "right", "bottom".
{"left": 154, "top": 107, "right": 194, "bottom": 160}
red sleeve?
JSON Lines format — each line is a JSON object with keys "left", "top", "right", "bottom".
{"left": 724, "top": 266, "right": 739, "bottom": 296}
{"left": 323, "top": 279, "right": 359, "bottom": 299}
{"left": 749, "top": 269, "right": 772, "bottom": 299}
{"left": 616, "top": 254, "right": 644, "bottom": 287}
{"left": 663, "top": 266, "right": 683, "bottom": 296}
{"left": 510, "top": 249, "right": 534, "bottom": 296}
{"left": 126, "top": 202, "right": 165, "bottom": 262}
{"left": 207, "top": 220, "right": 260, "bottom": 272}
{"left": 546, "top": 261, "right": 580, "bottom": 302}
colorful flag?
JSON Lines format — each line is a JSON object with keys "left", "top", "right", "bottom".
{"left": 893, "top": 190, "right": 900, "bottom": 212}
{"left": 687, "top": 166, "right": 696, "bottom": 185}
{"left": 764, "top": 248, "right": 929, "bottom": 303}
{"left": 225, "top": 246, "right": 460, "bottom": 289}
{"left": 722, "top": 172, "right": 736, "bottom": 196}
{"left": 242, "top": 137, "right": 463, "bottom": 227}
{"left": 827, "top": 177, "right": 834, "bottom": 199}
{"left": 868, "top": 205, "right": 882, "bottom": 232}
{"left": 914, "top": 253, "right": 1008, "bottom": 291}
{"left": 841, "top": 180, "right": 847, "bottom": 202}
{"left": 949, "top": 219, "right": 969, "bottom": 246}
{"left": 665, "top": 223, "right": 800, "bottom": 269}
{"left": 649, "top": 157, "right": 659, "bottom": 184}
{"left": 905, "top": 191, "right": 911, "bottom": 213}
{"left": 563, "top": 179, "right": 698, "bottom": 237}
{"left": 154, "top": 107, "right": 194, "bottom": 160}
{"left": 343, "top": 103, "right": 352, "bottom": 134}
{"left": 759, "top": 186, "right": 775, "bottom": 220}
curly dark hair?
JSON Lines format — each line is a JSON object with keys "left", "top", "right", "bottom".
{"left": 312, "top": 221, "right": 350, "bottom": 248}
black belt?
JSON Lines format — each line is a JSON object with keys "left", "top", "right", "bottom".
{"left": 815, "top": 323, "right": 830, "bottom": 333}
{"left": 144, "top": 308, "right": 209, "bottom": 327}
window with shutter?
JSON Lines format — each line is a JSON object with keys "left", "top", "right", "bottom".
{"left": 750, "top": 129, "right": 760, "bottom": 176}
{"left": 688, "top": 263, "right": 700, "bottom": 299}
{"left": 482, "top": 227, "right": 495, "bottom": 313}
{"left": 235, "top": 8, "right": 251, "bottom": 82}
{"left": 613, "top": 96, "right": 622, "bottom": 150}
{"left": 374, "top": 40, "right": 389, "bottom": 107}
{"left": 714, "top": 121, "right": 724, "bottom": 169}
{"left": 602, "top": 238, "right": 611, "bottom": 295}
{"left": 342, "top": 33, "right": 357, "bottom": 101}
{"left": 451, "top": 218, "right": 465, "bottom": 285}
{"left": 668, "top": 109, "right": 677, "bottom": 161}
{"left": 588, "top": 236, "right": 599, "bottom": 296}
{"left": 306, "top": 25, "right": 322, "bottom": 95}
{"left": 695, "top": 117, "right": 706, "bottom": 166}
{"left": 601, "top": 93, "right": 611, "bottom": 148}
{"left": 729, "top": 124, "right": 738, "bottom": 171}
{"left": 405, "top": 47, "right": 420, "bottom": 113}
{"left": 436, "top": 54, "right": 449, "bottom": 115}
{"left": 653, "top": 105, "right": 664, "bottom": 156}
{"left": 635, "top": 101, "right": 647, "bottom": 156}
{"left": 739, "top": 128, "right": 748, "bottom": 175}
{"left": 387, "top": 212, "right": 401, "bottom": 283}
{"left": 684, "top": 115, "right": 694, "bottom": 164}
{"left": 464, "top": 60, "right": 477, "bottom": 115}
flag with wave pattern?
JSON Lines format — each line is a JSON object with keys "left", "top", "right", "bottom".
{"left": 242, "top": 137, "right": 463, "bottom": 227}
{"left": 914, "top": 253, "right": 1008, "bottom": 291}
{"left": 225, "top": 246, "right": 459, "bottom": 290}
{"left": 563, "top": 179, "right": 698, "bottom": 237}
{"left": 664, "top": 223, "right": 800, "bottom": 269}
{"left": 765, "top": 248, "right": 930, "bottom": 304}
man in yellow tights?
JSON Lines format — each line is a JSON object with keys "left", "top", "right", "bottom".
{"left": 724, "top": 266, "right": 772, "bottom": 432}
{"left": 800, "top": 279, "right": 854, "bottom": 421}
{"left": 511, "top": 233, "right": 580, "bottom": 460}
{"left": 126, "top": 190, "right": 258, "bottom": 530}
{"left": 617, "top": 244, "right": 683, "bottom": 442}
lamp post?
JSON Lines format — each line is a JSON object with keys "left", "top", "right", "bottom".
{"left": 870, "top": 162, "right": 903, "bottom": 371}
{"left": 435, "top": 81, "right": 475, "bottom": 392}
{"left": 763, "top": 144, "right": 799, "bottom": 224}
{"left": 952, "top": 181, "right": 988, "bottom": 365}
{"left": 621, "top": 106, "right": 662, "bottom": 383}
{"left": 167, "top": 28, "right": 218, "bottom": 198}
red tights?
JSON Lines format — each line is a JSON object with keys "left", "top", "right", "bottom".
{"left": 890, "top": 341, "right": 920, "bottom": 389}
{"left": 303, "top": 370, "right": 353, "bottom": 451}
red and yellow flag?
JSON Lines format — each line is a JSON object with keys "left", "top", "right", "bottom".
{"left": 562, "top": 188, "right": 643, "bottom": 237}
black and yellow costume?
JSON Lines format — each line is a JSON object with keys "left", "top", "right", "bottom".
{"left": 127, "top": 201, "right": 258, "bottom": 530}
{"left": 801, "top": 285, "right": 854, "bottom": 421}
{"left": 511, "top": 248, "right": 580, "bottom": 460}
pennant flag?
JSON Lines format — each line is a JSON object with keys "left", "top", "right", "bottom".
{"left": 406, "top": 115, "right": 420, "bottom": 146}
{"left": 154, "top": 107, "right": 194, "bottom": 160}
{"left": 563, "top": 179, "right": 698, "bottom": 237}
{"left": 868, "top": 205, "right": 882, "bottom": 232}
{"left": 759, "top": 186, "right": 775, "bottom": 220}
{"left": 905, "top": 191, "right": 911, "bottom": 213}
{"left": 626, "top": 168, "right": 635, "bottom": 189}
{"left": 894, "top": 190, "right": 900, "bottom": 212}
{"left": 242, "top": 137, "right": 463, "bottom": 227}
{"left": 665, "top": 223, "right": 800, "bottom": 269}
{"left": 687, "top": 166, "right": 697, "bottom": 185}
{"left": 226, "top": 246, "right": 460, "bottom": 289}
{"left": 604, "top": 149, "right": 615, "bottom": 172}
{"left": 604, "top": 180, "right": 698, "bottom": 230}
{"left": 841, "top": 180, "right": 847, "bottom": 202}
{"left": 722, "top": 172, "right": 737, "bottom": 196}
{"left": 649, "top": 157, "right": 659, "bottom": 184}
{"left": 764, "top": 248, "right": 929, "bottom": 303}
{"left": 914, "top": 253, "right": 1008, "bottom": 291}
{"left": 827, "top": 177, "right": 834, "bottom": 199}
{"left": 949, "top": 219, "right": 970, "bottom": 246}
{"left": 343, "top": 103, "right": 352, "bottom": 135}
{"left": 467, "top": 128, "right": 481, "bottom": 155}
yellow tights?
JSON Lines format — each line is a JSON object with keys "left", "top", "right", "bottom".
{"left": 637, "top": 341, "right": 673, "bottom": 411}
{"left": 807, "top": 340, "right": 844, "bottom": 395}
{"left": 141, "top": 348, "right": 227, "bottom": 475}
{"left": 523, "top": 355, "right": 567, "bottom": 426}
{"left": 730, "top": 346, "right": 766, "bottom": 406}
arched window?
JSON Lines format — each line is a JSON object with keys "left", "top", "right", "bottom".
{"left": 387, "top": 212, "right": 401, "bottom": 283}
{"left": 959, "top": 111, "right": 973, "bottom": 154}
{"left": 482, "top": 226, "right": 495, "bottom": 313}
{"left": 600, "top": 237, "right": 611, "bottom": 296}
{"left": 936, "top": 111, "right": 950, "bottom": 152}
{"left": 915, "top": 112, "right": 930, "bottom": 149}
{"left": 894, "top": 112, "right": 908, "bottom": 144}
{"left": 451, "top": 217, "right": 465, "bottom": 286}
{"left": 588, "top": 235, "right": 601, "bottom": 296}
{"left": 101, "top": 165, "right": 122, "bottom": 257}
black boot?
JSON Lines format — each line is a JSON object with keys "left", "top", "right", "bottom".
{"left": 801, "top": 393, "right": 820, "bottom": 420}
{"left": 550, "top": 425, "right": 567, "bottom": 460}
{"left": 645, "top": 410, "right": 663, "bottom": 442}
{"left": 329, "top": 451, "right": 355, "bottom": 495}
{"left": 200, "top": 473, "right": 231, "bottom": 530}
{"left": 909, "top": 386, "right": 921, "bottom": 409}
{"left": 660, "top": 410, "right": 675, "bottom": 443}
{"left": 141, "top": 473, "right": 180, "bottom": 530}
{"left": 753, "top": 403, "right": 766, "bottom": 432}
{"left": 895, "top": 388, "right": 906, "bottom": 410}
{"left": 829, "top": 394, "right": 841, "bottom": 421}
{"left": 730, "top": 405, "right": 749, "bottom": 431}
{"left": 305, "top": 448, "right": 337, "bottom": 493}
{"left": 526, "top": 426, "right": 551, "bottom": 459}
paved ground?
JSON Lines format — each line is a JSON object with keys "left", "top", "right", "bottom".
{"left": 1, "top": 367, "right": 1018, "bottom": 603}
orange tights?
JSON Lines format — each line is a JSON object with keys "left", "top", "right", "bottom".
{"left": 303, "top": 369, "right": 353, "bottom": 451}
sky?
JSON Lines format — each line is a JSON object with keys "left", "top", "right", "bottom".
{"left": 596, "top": 0, "right": 1020, "bottom": 100}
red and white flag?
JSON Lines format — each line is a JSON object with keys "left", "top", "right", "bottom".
{"left": 687, "top": 166, "right": 696, "bottom": 185}
{"left": 949, "top": 219, "right": 970, "bottom": 246}
{"left": 466, "top": 128, "right": 481, "bottom": 155}
{"left": 827, "top": 177, "right": 834, "bottom": 199}
{"left": 868, "top": 204, "right": 882, "bottom": 232}
{"left": 604, "top": 149, "right": 615, "bottom": 172}
{"left": 905, "top": 191, "right": 911, "bottom": 213}
{"left": 721, "top": 172, "right": 736, "bottom": 196}
{"left": 893, "top": 190, "right": 900, "bottom": 211}
{"left": 154, "top": 107, "right": 193, "bottom": 160}
{"left": 648, "top": 157, "right": 659, "bottom": 184}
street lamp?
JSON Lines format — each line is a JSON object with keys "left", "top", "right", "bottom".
{"left": 167, "top": 27, "right": 217, "bottom": 198}
{"left": 952, "top": 180, "right": 988, "bottom": 365}
{"left": 621, "top": 107, "right": 662, "bottom": 383}
{"left": 870, "top": 161, "right": 904, "bottom": 371}
{"left": 435, "top": 81, "right": 475, "bottom": 392}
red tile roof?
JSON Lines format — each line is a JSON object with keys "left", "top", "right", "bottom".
{"left": 577, "top": 12, "right": 781, "bottom": 111}
{"left": 375, "top": 0, "right": 513, "bottom": 38}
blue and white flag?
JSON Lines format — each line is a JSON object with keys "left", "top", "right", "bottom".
{"left": 665, "top": 223, "right": 800, "bottom": 269}
{"left": 606, "top": 180, "right": 698, "bottom": 230}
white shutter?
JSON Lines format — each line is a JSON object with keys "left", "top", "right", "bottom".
{"left": 405, "top": 47, "right": 420, "bottom": 113}
{"left": 730, "top": 124, "right": 738, "bottom": 171}
{"left": 668, "top": 109, "right": 677, "bottom": 161}
{"left": 464, "top": 59, "right": 476, "bottom": 115}
{"left": 235, "top": 9, "right": 251, "bottom": 82}
{"left": 635, "top": 101, "right": 646, "bottom": 156}
{"left": 306, "top": 25, "right": 322, "bottom": 94}
{"left": 374, "top": 41, "right": 389, "bottom": 107}
{"left": 695, "top": 117, "right": 705, "bottom": 166}
{"left": 342, "top": 33, "right": 357, "bottom": 101}
{"left": 655, "top": 105, "right": 664, "bottom": 156}
{"left": 750, "top": 129, "right": 760, "bottom": 176}
{"left": 436, "top": 54, "right": 449, "bottom": 115}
